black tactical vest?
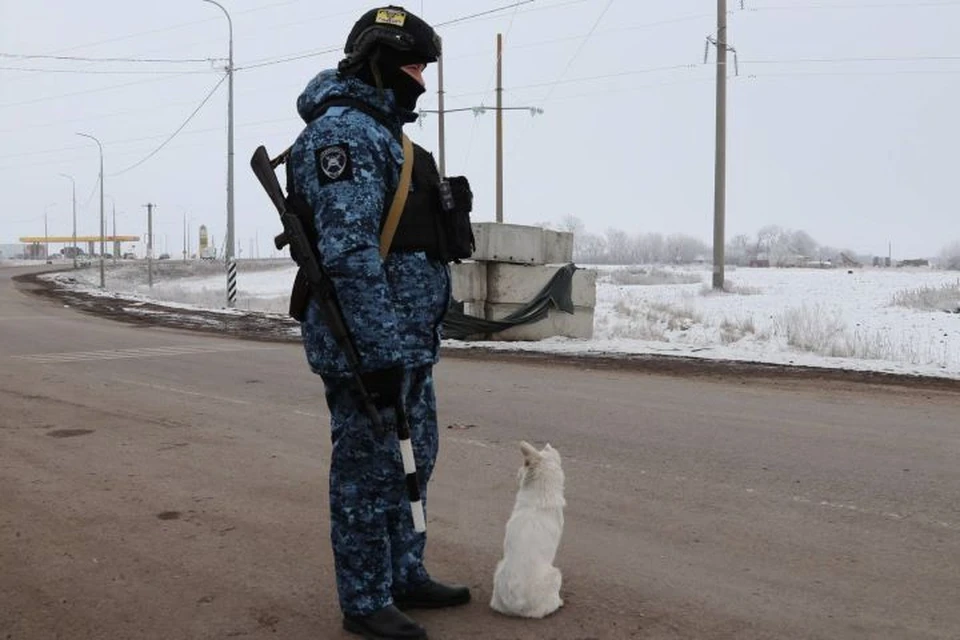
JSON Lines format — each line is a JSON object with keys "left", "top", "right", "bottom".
{"left": 389, "top": 144, "right": 446, "bottom": 260}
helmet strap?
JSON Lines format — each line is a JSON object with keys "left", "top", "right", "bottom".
{"left": 369, "top": 48, "right": 384, "bottom": 92}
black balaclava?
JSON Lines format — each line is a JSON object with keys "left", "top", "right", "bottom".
{"left": 356, "top": 46, "right": 427, "bottom": 111}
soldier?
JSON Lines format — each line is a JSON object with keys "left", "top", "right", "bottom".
{"left": 287, "top": 5, "right": 473, "bottom": 639}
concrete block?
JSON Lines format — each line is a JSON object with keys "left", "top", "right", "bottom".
{"left": 471, "top": 222, "right": 544, "bottom": 264}
{"left": 461, "top": 301, "right": 485, "bottom": 318}
{"left": 449, "top": 260, "right": 487, "bottom": 302}
{"left": 543, "top": 229, "right": 574, "bottom": 264}
{"left": 486, "top": 264, "right": 597, "bottom": 308}
{"left": 485, "top": 303, "right": 594, "bottom": 341}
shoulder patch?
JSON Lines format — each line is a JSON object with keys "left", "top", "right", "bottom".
{"left": 316, "top": 144, "right": 353, "bottom": 185}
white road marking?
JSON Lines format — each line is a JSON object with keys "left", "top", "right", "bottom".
{"left": 11, "top": 343, "right": 277, "bottom": 364}
{"left": 447, "top": 436, "right": 499, "bottom": 450}
{"left": 0, "top": 315, "right": 59, "bottom": 321}
{"left": 113, "top": 378, "right": 251, "bottom": 406}
{"left": 791, "top": 495, "right": 959, "bottom": 531}
{"left": 447, "top": 437, "right": 958, "bottom": 532}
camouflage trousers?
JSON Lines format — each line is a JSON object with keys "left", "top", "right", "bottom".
{"left": 322, "top": 364, "right": 439, "bottom": 616}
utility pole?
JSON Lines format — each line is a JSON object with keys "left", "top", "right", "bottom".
{"left": 43, "top": 206, "right": 50, "bottom": 259}
{"left": 421, "top": 33, "right": 542, "bottom": 223}
{"left": 183, "top": 212, "right": 188, "bottom": 262}
{"left": 112, "top": 200, "right": 117, "bottom": 258}
{"left": 712, "top": 0, "right": 727, "bottom": 290}
{"left": 144, "top": 203, "right": 155, "bottom": 288}
{"left": 496, "top": 33, "right": 504, "bottom": 223}
{"left": 705, "top": 1, "right": 737, "bottom": 291}
{"left": 436, "top": 38, "right": 447, "bottom": 176}
{"left": 203, "top": 0, "right": 236, "bottom": 306}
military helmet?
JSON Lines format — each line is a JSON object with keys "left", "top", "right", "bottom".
{"left": 339, "top": 6, "right": 441, "bottom": 75}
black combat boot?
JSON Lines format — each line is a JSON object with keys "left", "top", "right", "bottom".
{"left": 342, "top": 604, "right": 427, "bottom": 639}
{"left": 394, "top": 579, "right": 471, "bottom": 610}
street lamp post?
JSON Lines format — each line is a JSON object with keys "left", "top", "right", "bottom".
{"left": 105, "top": 194, "right": 118, "bottom": 258}
{"left": 77, "top": 132, "right": 105, "bottom": 288}
{"left": 43, "top": 203, "right": 56, "bottom": 261}
{"left": 202, "top": 0, "right": 237, "bottom": 306}
{"left": 59, "top": 174, "right": 77, "bottom": 268}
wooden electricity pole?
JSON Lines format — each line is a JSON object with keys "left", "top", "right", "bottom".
{"left": 496, "top": 33, "right": 504, "bottom": 223}
{"left": 712, "top": 0, "right": 728, "bottom": 290}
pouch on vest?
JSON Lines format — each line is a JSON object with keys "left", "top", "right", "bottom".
{"left": 390, "top": 145, "right": 475, "bottom": 263}
{"left": 439, "top": 175, "right": 475, "bottom": 262}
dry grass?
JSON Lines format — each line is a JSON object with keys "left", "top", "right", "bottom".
{"left": 891, "top": 280, "right": 960, "bottom": 312}
{"left": 773, "top": 304, "right": 853, "bottom": 357}
{"left": 700, "top": 280, "right": 763, "bottom": 296}
{"left": 603, "top": 298, "right": 703, "bottom": 341}
{"left": 719, "top": 316, "right": 757, "bottom": 344}
{"left": 603, "top": 267, "right": 703, "bottom": 286}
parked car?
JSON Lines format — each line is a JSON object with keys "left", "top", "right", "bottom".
{"left": 122, "top": 252, "right": 136, "bottom": 260}
{"left": 158, "top": 253, "right": 170, "bottom": 260}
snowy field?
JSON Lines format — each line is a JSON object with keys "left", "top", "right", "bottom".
{"left": 27, "top": 258, "right": 960, "bottom": 381}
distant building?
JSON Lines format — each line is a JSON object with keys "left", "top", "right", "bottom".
{"left": 0, "top": 243, "right": 28, "bottom": 259}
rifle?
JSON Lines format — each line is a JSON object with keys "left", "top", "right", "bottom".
{"left": 249, "top": 145, "right": 426, "bottom": 534}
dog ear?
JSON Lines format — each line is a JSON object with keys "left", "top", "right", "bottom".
{"left": 520, "top": 440, "right": 541, "bottom": 465}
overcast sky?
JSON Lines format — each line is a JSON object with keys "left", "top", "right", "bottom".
{"left": 1, "top": 0, "right": 957, "bottom": 259}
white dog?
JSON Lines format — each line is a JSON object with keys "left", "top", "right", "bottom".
{"left": 490, "top": 441, "right": 566, "bottom": 618}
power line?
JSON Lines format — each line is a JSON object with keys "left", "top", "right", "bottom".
{"left": 743, "top": 68, "right": 960, "bottom": 78}
{"left": 434, "top": 0, "right": 535, "bottom": 26}
{"left": 742, "top": 55, "right": 960, "bottom": 64}
{"left": 0, "top": 73, "right": 209, "bottom": 109}
{"left": 516, "top": 63, "right": 699, "bottom": 91}
{"left": 437, "top": 63, "right": 699, "bottom": 102}
{"left": 0, "top": 66, "right": 216, "bottom": 75}
{"left": 539, "top": 0, "right": 616, "bottom": 103}
{"left": 234, "top": 1, "right": 543, "bottom": 72}
{"left": 235, "top": 46, "right": 341, "bottom": 71}
{"left": 540, "top": 75, "right": 715, "bottom": 103}
{"left": 461, "top": 0, "right": 528, "bottom": 167}
{"left": 0, "top": 116, "right": 301, "bottom": 170}
{"left": 743, "top": 0, "right": 960, "bottom": 10}
{"left": 82, "top": 174, "right": 101, "bottom": 211}
{"left": 0, "top": 95, "right": 233, "bottom": 135}
{"left": 440, "top": 0, "right": 592, "bottom": 29}
{"left": 433, "top": 12, "right": 714, "bottom": 68}
{"left": 110, "top": 74, "right": 228, "bottom": 177}
{"left": 0, "top": 52, "right": 216, "bottom": 64}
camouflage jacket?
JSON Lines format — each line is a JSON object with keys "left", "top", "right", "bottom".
{"left": 289, "top": 70, "right": 450, "bottom": 378}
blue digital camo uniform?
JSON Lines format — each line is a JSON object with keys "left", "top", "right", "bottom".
{"left": 289, "top": 69, "right": 451, "bottom": 617}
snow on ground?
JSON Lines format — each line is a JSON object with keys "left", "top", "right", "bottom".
{"left": 39, "top": 259, "right": 960, "bottom": 381}
{"left": 588, "top": 265, "right": 960, "bottom": 380}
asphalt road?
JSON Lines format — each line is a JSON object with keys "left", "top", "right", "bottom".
{"left": 2, "top": 265, "right": 959, "bottom": 640}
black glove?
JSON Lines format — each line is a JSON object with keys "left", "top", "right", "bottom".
{"left": 440, "top": 176, "right": 473, "bottom": 215}
{"left": 359, "top": 366, "right": 405, "bottom": 409}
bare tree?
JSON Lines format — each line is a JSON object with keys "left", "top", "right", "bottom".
{"left": 726, "top": 234, "right": 753, "bottom": 266}
{"left": 789, "top": 230, "right": 818, "bottom": 258}
{"left": 636, "top": 232, "right": 664, "bottom": 264}
{"left": 605, "top": 228, "right": 632, "bottom": 264}
{"left": 940, "top": 240, "right": 960, "bottom": 270}
{"left": 665, "top": 233, "right": 709, "bottom": 264}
